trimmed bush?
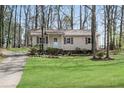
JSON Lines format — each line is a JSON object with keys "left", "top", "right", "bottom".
{"left": 82, "top": 48, "right": 89, "bottom": 54}
{"left": 29, "top": 47, "right": 38, "bottom": 55}
{"left": 75, "top": 47, "right": 81, "bottom": 54}
{"left": 47, "top": 47, "right": 62, "bottom": 55}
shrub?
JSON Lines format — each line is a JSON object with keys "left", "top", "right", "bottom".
{"left": 29, "top": 47, "right": 38, "bottom": 55}
{"left": 75, "top": 47, "right": 81, "bottom": 51}
{"left": 33, "top": 45, "right": 39, "bottom": 48}
{"left": 82, "top": 48, "right": 88, "bottom": 54}
{"left": 113, "top": 49, "right": 120, "bottom": 55}
{"left": 75, "top": 47, "right": 81, "bottom": 54}
{"left": 47, "top": 47, "right": 62, "bottom": 55}
{"left": 96, "top": 51, "right": 105, "bottom": 59}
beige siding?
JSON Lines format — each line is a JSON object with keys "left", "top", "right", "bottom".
{"left": 63, "top": 36, "right": 92, "bottom": 50}
{"left": 31, "top": 35, "right": 99, "bottom": 50}
{"left": 32, "top": 36, "right": 37, "bottom": 45}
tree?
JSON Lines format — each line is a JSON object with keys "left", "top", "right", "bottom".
{"left": 35, "top": 5, "right": 38, "bottom": 29}
{"left": 83, "top": 6, "right": 89, "bottom": 30}
{"left": 109, "top": 6, "right": 114, "bottom": 50}
{"left": 13, "top": 5, "right": 17, "bottom": 48}
{"left": 106, "top": 5, "right": 111, "bottom": 58}
{"left": 62, "top": 16, "right": 71, "bottom": 29}
{"left": 0, "top": 5, "right": 4, "bottom": 48}
{"left": 18, "top": 5, "right": 22, "bottom": 48}
{"left": 80, "top": 5, "right": 83, "bottom": 30}
{"left": 104, "top": 6, "right": 107, "bottom": 49}
{"left": 91, "top": 5, "right": 96, "bottom": 59}
{"left": 85, "top": 5, "right": 97, "bottom": 59}
{"left": 39, "top": 5, "right": 45, "bottom": 54}
{"left": 112, "top": 6, "right": 117, "bottom": 49}
{"left": 71, "top": 5, "right": 73, "bottom": 30}
{"left": 57, "top": 6, "right": 60, "bottom": 29}
{"left": 119, "top": 5, "right": 124, "bottom": 48}
{"left": 6, "top": 6, "right": 14, "bottom": 48}
{"left": 24, "top": 5, "right": 30, "bottom": 47}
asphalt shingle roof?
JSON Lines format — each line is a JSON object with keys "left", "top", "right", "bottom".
{"left": 30, "top": 29, "right": 100, "bottom": 36}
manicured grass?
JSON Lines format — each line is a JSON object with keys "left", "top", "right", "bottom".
{"left": 7, "top": 48, "right": 30, "bottom": 53}
{"left": 17, "top": 53, "right": 124, "bottom": 88}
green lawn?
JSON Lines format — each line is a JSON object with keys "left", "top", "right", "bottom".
{"left": 17, "top": 53, "right": 124, "bottom": 88}
{"left": 7, "top": 47, "right": 30, "bottom": 53}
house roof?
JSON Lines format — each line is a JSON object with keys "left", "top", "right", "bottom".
{"left": 30, "top": 29, "right": 100, "bottom": 36}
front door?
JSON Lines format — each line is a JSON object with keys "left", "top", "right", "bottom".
{"left": 53, "top": 38, "right": 59, "bottom": 48}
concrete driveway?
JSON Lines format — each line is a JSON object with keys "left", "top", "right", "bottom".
{"left": 0, "top": 53, "right": 27, "bottom": 88}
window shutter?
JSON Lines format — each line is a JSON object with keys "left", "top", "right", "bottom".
{"left": 64, "top": 37, "right": 66, "bottom": 44}
{"left": 46, "top": 36, "right": 48, "bottom": 44}
{"left": 71, "top": 37, "right": 73, "bottom": 44}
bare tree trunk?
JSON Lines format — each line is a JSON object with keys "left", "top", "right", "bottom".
{"left": 24, "top": 6, "right": 30, "bottom": 47}
{"left": 18, "top": 5, "right": 22, "bottom": 48}
{"left": 57, "top": 5, "right": 60, "bottom": 30}
{"left": 0, "top": 5, "right": 4, "bottom": 48}
{"left": 106, "top": 5, "right": 111, "bottom": 58}
{"left": 6, "top": 6, "right": 14, "bottom": 48}
{"left": 91, "top": 5, "right": 96, "bottom": 59}
{"left": 47, "top": 6, "right": 52, "bottom": 30}
{"left": 28, "top": 7, "right": 33, "bottom": 47}
{"left": 110, "top": 6, "right": 114, "bottom": 50}
{"left": 104, "top": 6, "right": 107, "bottom": 49}
{"left": 119, "top": 5, "right": 124, "bottom": 48}
{"left": 1, "top": 6, "right": 4, "bottom": 48}
{"left": 13, "top": 5, "right": 17, "bottom": 48}
{"left": 35, "top": 5, "right": 38, "bottom": 29}
{"left": 40, "top": 5, "right": 45, "bottom": 54}
{"left": 50, "top": 6, "right": 53, "bottom": 29}
{"left": 83, "top": 6, "right": 88, "bottom": 30}
{"left": 80, "top": 5, "right": 83, "bottom": 30}
{"left": 113, "top": 6, "right": 117, "bottom": 49}
{"left": 71, "top": 5, "right": 73, "bottom": 30}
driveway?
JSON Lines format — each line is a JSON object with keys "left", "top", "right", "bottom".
{"left": 0, "top": 53, "right": 27, "bottom": 88}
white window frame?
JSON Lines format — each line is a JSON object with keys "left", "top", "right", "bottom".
{"left": 64, "top": 37, "right": 73, "bottom": 44}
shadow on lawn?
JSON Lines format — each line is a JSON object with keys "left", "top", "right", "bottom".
{"left": 24, "top": 59, "right": 124, "bottom": 72}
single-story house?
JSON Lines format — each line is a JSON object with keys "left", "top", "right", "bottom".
{"left": 29, "top": 29, "right": 100, "bottom": 50}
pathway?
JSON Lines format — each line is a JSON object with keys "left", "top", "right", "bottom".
{"left": 0, "top": 53, "right": 27, "bottom": 88}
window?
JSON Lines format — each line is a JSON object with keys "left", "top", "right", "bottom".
{"left": 67, "top": 38, "right": 71, "bottom": 43}
{"left": 54, "top": 38, "right": 57, "bottom": 42}
{"left": 88, "top": 38, "right": 91, "bottom": 43}
{"left": 85, "top": 37, "right": 91, "bottom": 44}
{"left": 64, "top": 37, "right": 73, "bottom": 44}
